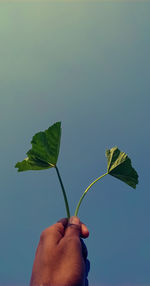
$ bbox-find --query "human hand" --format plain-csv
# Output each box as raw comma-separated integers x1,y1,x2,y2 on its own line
30,216,90,286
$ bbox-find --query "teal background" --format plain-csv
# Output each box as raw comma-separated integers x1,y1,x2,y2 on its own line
0,1,150,285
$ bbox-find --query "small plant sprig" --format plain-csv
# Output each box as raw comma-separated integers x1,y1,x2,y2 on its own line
15,122,139,218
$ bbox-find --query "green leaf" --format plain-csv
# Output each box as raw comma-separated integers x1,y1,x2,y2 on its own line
15,122,61,172
105,146,139,189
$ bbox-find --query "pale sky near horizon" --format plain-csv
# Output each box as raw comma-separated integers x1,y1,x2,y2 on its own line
0,1,150,286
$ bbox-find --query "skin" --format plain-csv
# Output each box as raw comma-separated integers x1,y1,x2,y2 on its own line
30,216,89,286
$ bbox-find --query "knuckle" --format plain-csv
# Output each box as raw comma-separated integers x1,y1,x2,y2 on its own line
40,227,52,241
40,230,47,241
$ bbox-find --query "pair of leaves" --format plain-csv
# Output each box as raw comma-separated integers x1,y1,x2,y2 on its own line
15,122,138,189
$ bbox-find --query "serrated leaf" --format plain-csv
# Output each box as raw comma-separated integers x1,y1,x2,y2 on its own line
105,146,139,189
15,122,61,172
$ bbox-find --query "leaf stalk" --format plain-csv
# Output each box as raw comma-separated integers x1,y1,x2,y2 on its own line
74,172,108,216
55,165,70,218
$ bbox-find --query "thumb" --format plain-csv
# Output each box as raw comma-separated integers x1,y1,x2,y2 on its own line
65,216,81,238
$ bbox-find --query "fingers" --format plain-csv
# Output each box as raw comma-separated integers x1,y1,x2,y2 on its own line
81,222,89,238
51,218,68,243
65,216,81,238
40,218,68,245
40,217,89,246
57,218,68,228
57,218,89,239
63,216,89,239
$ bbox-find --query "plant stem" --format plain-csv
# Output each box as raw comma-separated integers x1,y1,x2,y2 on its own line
74,172,108,216
55,165,70,218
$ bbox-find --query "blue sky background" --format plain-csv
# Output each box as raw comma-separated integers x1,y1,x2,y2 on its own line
0,1,150,286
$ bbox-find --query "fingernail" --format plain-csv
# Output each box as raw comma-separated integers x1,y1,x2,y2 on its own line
69,216,80,225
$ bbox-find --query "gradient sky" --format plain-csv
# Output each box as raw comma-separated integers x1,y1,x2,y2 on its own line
0,1,150,286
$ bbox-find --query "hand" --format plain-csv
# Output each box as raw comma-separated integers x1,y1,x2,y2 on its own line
30,216,90,286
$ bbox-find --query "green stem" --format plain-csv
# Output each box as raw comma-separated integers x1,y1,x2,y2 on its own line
74,172,108,216
55,165,70,218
